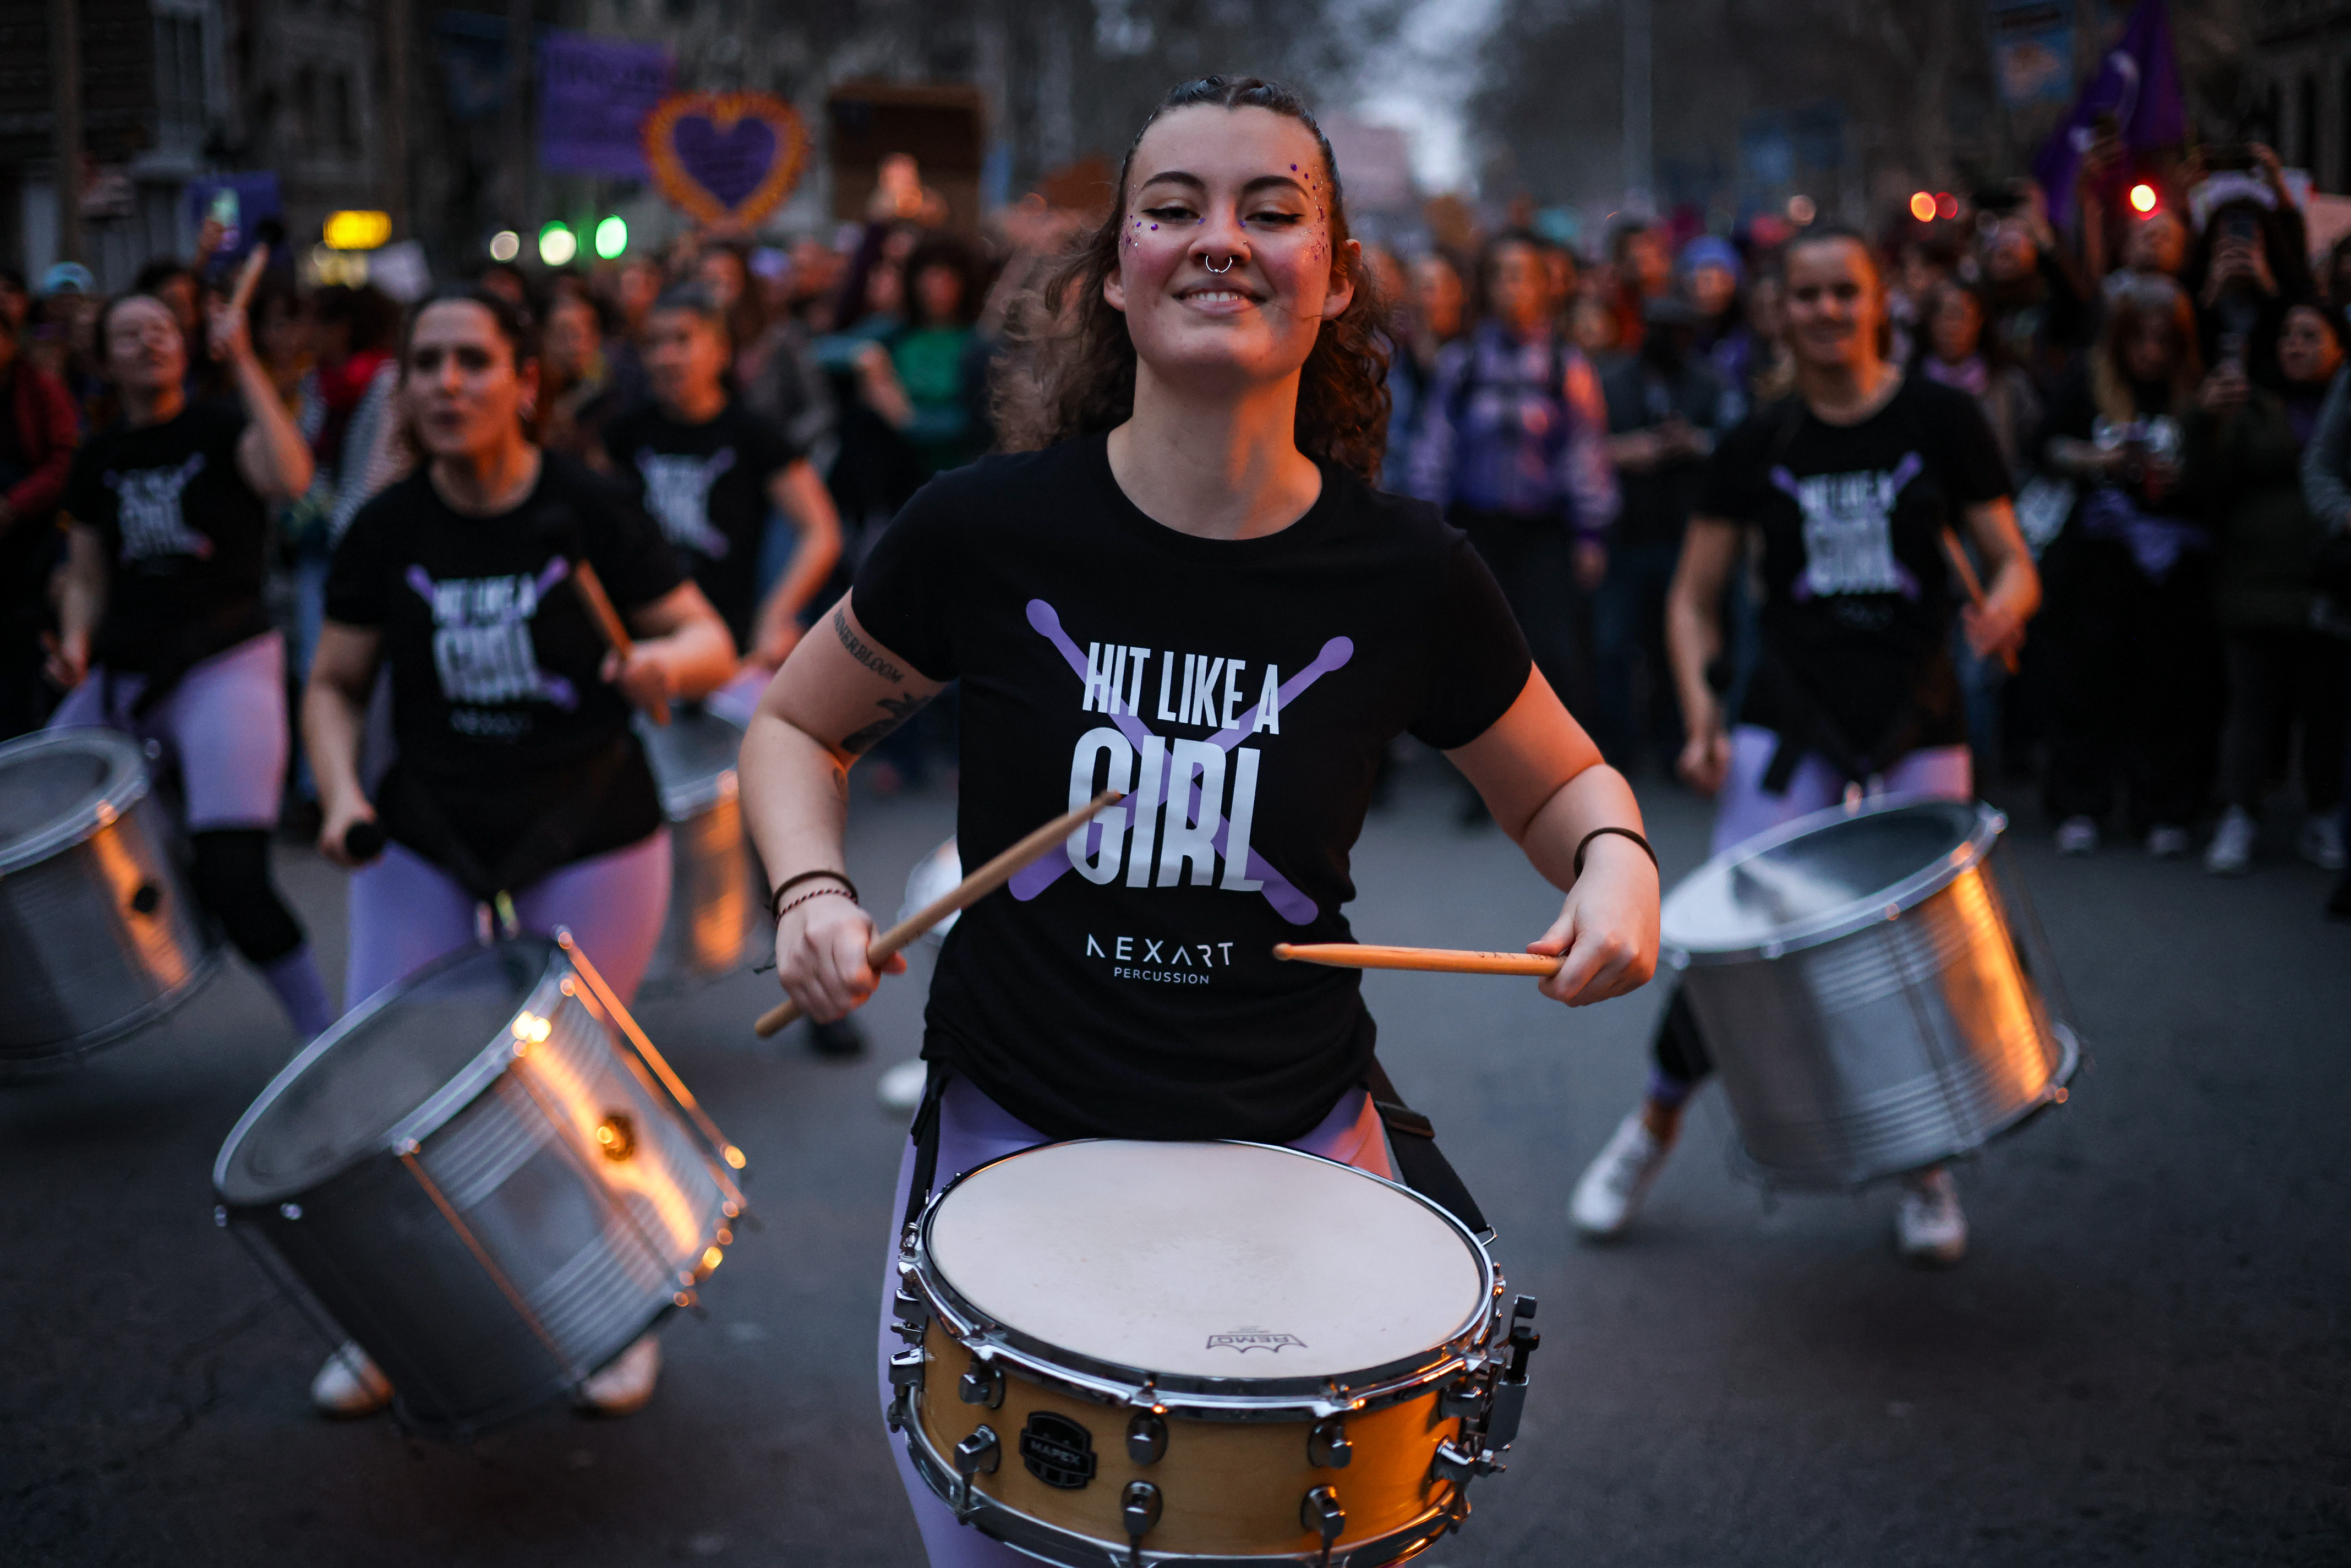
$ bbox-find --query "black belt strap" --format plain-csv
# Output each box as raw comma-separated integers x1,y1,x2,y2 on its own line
1363,1054,1491,1237
901,1061,953,1236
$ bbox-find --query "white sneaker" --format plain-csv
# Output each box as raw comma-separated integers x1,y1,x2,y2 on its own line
876,1058,929,1115
575,1333,661,1416
2300,815,2346,872
1895,1167,1969,1267
2146,824,2193,859
310,1340,393,1418
2054,816,2100,855
2205,807,2256,876
1570,1110,1675,1239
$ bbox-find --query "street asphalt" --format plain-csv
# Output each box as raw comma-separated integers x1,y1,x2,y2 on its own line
4,756,2346,1566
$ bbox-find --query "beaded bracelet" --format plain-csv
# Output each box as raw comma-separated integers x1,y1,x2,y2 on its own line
768,869,859,925
1573,826,1658,880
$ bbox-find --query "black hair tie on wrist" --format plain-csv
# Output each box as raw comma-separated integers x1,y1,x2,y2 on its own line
1573,826,1658,881
768,868,859,925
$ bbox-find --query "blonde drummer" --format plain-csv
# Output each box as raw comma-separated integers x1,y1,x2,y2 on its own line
738,76,1660,1565
1570,227,2041,1264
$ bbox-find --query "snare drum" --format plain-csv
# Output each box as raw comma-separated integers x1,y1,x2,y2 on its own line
637,707,757,987
890,1140,1538,1566
1661,796,2079,1188
0,728,219,1067
214,933,747,1435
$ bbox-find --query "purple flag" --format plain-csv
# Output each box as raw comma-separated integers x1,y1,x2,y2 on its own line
538,30,674,179
2032,0,2186,228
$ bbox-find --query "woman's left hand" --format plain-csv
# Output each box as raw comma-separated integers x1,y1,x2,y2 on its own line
602,643,676,713
1526,835,1660,1007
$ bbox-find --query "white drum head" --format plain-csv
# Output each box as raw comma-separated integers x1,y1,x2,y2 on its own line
926,1141,1488,1380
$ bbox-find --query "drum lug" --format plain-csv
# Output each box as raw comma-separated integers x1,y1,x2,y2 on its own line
1124,1408,1167,1466
958,1354,1004,1409
888,1347,928,1391
885,1385,910,1433
1436,1371,1487,1422
951,1423,999,1516
1431,1436,1503,1485
1119,1479,1163,1565
1306,1415,1352,1469
1300,1484,1345,1568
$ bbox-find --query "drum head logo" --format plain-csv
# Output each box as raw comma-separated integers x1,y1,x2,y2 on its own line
1018,1411,1097,1489
1207,1328,1306,1353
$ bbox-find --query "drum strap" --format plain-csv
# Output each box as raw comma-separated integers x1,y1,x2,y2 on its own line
901,1061,953,1236
1363,1055,1492,1238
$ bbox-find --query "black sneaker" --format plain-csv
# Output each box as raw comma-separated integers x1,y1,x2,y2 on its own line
808,1016,866,1058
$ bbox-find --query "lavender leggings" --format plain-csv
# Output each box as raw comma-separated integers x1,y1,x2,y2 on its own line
1710,725,1974,856
48,632,287,829
342,831,671,1009
873,1078,1395,1567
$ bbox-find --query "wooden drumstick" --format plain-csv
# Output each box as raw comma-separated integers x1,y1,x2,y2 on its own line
571,559,670,726
754,789,1124,1038
1940,528,2020,675
1273,942,1566,977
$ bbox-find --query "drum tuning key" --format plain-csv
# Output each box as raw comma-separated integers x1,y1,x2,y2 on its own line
1301,1485,1346,1568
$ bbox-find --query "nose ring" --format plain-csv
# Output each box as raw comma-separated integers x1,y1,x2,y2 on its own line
1205,255,1233,274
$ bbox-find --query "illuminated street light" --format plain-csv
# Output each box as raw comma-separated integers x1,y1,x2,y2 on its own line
539,222,577,266
322,210,391,250
489,230,521,263
2129,183,2159,214
1786,193,1816,225
1910,191,1936,222
594,216,628,259
1934,192,1959,221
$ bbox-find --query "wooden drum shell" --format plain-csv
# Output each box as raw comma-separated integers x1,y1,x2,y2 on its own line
915,1319,1462,1559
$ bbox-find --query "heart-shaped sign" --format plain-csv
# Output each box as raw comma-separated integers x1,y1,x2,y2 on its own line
643,91,809,228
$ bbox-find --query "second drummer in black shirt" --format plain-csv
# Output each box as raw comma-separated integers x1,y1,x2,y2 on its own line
736,77,1660,1568
1571,227,2041,1266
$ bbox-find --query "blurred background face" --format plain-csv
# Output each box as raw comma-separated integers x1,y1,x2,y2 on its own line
103,295,186,394
865,258,906,319
697,250,746,312
2123,212,2186,275
543,294,601,380
1748,275,1786,340
2121,313,2179,383
1928,289,1983,362
404,299,534,460
1781,238,1882,369
1487,241,1548,334
1984,215,2037,283
1412,254,1464,338
2278,304,2341,386
1686,260,1738,319
617,260,663,322
1541,247,1578,310
643,307,727,406
1619,228,1670,296
256,293,307,375
912,261,964,327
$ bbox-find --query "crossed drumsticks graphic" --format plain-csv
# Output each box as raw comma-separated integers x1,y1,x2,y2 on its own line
1010,599,1353,925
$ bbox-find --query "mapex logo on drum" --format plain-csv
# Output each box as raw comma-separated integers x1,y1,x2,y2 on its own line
1206,1328,1306,1353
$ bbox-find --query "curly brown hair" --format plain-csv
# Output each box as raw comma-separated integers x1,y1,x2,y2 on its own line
993,76,1391,483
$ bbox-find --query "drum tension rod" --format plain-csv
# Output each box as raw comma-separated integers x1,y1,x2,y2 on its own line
951,1424,999,1517
1120,1480,1163,1567
1301,1485,1345,1568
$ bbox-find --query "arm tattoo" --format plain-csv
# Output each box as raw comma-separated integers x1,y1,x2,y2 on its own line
842,690,931,756
833,608,904,683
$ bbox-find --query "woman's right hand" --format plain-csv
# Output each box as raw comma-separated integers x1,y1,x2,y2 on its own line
318,795,378,868
775,890,906,1022
1677,726,1732,797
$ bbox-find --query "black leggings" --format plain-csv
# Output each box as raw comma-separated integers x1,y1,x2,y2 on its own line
189,829,305,967
1652,987,1713,1085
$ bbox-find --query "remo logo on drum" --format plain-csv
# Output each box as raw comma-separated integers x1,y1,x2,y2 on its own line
1207,1329,1306,1353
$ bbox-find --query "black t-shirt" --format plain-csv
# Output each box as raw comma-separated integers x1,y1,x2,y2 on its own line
1698,376,2010,756
853,434,1532,1143
59,402,271,673
325,454,686,878
603,399,802,653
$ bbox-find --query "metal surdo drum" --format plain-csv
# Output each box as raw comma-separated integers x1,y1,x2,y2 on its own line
213,933,747,1435
637,707,757,986
0,728,218,1067
891,1140,1539,1566
1661,796,2079,1189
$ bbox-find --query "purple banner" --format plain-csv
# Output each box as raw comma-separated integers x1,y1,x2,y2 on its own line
539,29,674,179
2033,0,2187,230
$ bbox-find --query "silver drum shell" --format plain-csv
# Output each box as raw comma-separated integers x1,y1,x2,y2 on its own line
213,937,743,1436
1664,799,2077,1189
638,708,757,987
0,728,220,1066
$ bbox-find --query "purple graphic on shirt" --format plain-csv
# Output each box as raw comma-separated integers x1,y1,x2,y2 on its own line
1013,597,1352,923
1770,452,1925,602
405,558,581,711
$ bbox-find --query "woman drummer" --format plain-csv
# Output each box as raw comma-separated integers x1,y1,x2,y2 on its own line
602,283,843,718
735,77,1661,1565
48,283,336,1043
300,285,734,1417
1568,226,2041,1265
